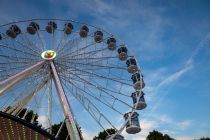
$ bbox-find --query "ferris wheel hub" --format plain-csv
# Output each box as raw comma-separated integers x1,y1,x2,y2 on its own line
41,50,56,60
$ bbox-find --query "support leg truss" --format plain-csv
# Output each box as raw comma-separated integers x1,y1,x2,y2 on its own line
50,60,81,140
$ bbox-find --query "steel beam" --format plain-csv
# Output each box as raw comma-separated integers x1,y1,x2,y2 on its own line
50,60,80,140
0,60,45,86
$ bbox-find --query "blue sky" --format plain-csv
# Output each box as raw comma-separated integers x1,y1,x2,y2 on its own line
0,0,210,140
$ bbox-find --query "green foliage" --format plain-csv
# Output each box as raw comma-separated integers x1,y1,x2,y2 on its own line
52,122,70,140
198,138,210,140
163,134,175,140
93,128,116,140
51,122,83,140
17,108,38,123
146,130,175,140
3,106,38,124
93,128,125,140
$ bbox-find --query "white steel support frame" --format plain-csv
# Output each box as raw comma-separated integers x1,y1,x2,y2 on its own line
0,60,45,95
50,60,81,140
0,60,81,140
0,19,145,140
0,60,45,86
48,79,52,134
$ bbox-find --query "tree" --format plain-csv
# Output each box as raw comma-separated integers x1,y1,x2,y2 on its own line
51,122,83,140
146,130,175,140
52,122,70,140
198,138,210,140
163,134,175,140
3,106,38,124
93,128,125,140
17,108,38,123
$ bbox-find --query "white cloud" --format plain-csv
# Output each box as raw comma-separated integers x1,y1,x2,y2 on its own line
152,114,193,131
37,115,50,129
136,114,194,139
82,129,96,140
161,129,176,135
157,65,192,88
175,136,193,140
144,31,210,127
186,32,210,65
159,115,173,124
177,120,192,130
141,119,159,130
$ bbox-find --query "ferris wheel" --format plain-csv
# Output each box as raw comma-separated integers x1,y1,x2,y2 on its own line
0,19,147,140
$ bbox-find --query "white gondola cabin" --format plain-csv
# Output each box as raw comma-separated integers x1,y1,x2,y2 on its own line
94,30,103,43
107,37,116,50
6,24,21,38
118,45,128,60
46,21,57,33
131,91,147,110
27,22,40,35
79,25,89,38
126,58,138,73
124,112,141,134
131,73,145,90
64,22,73,34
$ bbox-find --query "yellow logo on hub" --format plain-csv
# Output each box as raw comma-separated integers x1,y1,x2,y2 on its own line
41,50,56,60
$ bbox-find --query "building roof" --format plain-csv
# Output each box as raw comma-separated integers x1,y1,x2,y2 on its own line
0,111,55,140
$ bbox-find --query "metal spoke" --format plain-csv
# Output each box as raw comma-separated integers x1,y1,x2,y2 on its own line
36,29,46,51
14,38,41,56
0,71,45,111
59,68,132,108
60,72,130,98
57,59,127,71
56,33,79,55
57,47,108,60
62,80,117,131
21,33,42,53
0,44,40,58
58,36,107,58
61,76,124,115
57,63,132,86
